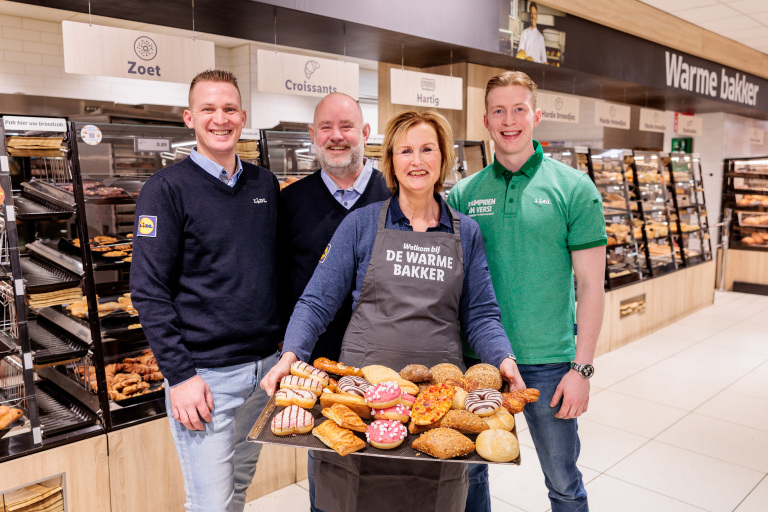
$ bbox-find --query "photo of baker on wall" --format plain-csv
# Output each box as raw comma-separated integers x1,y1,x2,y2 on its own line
499,0,567,67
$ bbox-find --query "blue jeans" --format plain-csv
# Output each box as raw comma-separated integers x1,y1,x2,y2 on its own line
519,362,588,512
165,351,279,512
463,355,491,512
307,449,324,512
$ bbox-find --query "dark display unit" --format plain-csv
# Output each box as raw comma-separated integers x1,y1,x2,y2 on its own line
664,153,713,265
586,149,644,288
722,156,768,251
627,150,679,278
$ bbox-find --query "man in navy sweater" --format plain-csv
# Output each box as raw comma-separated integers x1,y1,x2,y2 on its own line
278,92,390,512
131,69,281,512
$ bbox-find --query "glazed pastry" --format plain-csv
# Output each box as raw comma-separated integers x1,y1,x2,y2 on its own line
365,381,402,409
313,357,364,377
271,405,314,436
398,391,416,409
280,375,324,397
275,388,317,409
372,404,411,423
366,419,408,449
291,361,330,387
501,388,541,415
320,392,371,419
337,376,372,397
362,365,419,395
464,389,503,417
312,420,366,456
322,403,367,433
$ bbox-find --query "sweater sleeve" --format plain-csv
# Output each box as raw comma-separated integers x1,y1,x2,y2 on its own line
457,216,513,367
282,211,363,362
130,175,196,386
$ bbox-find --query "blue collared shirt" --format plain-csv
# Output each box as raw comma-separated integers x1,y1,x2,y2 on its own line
319,158,374,209
190,147,244,187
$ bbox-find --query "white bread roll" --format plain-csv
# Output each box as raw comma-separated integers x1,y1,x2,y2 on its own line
451,387,468,410
484,408,515,431
475,429,520,463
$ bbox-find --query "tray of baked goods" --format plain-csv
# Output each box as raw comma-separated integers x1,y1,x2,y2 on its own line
248,359,541,465
0,398,28,440
70,348,164,406
58,234,133,266
0,254,81,294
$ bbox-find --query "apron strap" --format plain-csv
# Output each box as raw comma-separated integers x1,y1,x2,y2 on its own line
377,197,392,230
445,204,463,265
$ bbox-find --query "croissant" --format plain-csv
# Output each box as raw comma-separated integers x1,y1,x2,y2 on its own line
501,388,540,414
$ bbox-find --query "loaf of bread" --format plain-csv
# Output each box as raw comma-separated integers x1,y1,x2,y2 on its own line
475,429,519,462
484,408,516,431
411,427,475,459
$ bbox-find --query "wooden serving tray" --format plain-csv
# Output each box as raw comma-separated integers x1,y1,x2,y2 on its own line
247,394,521,465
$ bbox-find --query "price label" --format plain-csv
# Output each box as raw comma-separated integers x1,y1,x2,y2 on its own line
135,138,171,152
612,216,621,223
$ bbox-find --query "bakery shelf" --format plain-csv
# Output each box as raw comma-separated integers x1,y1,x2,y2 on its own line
12,193,75,221
0,255,81,294
35,379,99,438
28,317,89,366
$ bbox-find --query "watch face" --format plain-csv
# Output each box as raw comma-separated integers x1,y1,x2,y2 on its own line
582,365,594,378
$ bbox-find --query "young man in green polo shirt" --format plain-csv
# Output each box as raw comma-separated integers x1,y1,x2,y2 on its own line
448,71,606,512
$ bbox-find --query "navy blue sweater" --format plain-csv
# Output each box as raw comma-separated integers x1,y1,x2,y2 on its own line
130,157,281,386
278,168,391,363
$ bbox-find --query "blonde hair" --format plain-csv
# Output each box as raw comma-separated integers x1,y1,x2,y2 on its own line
188,69,241,107
485,71,538,110
381,110,455,195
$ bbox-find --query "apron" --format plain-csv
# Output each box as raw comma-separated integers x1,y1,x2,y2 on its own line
316,198,469,512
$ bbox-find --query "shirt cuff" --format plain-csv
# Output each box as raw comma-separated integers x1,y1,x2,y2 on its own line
568,238,607,251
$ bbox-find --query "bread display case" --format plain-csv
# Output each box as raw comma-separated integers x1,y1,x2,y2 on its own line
627,150,678,278
542,146,589,174
722,156,768,251
664,153,712,265
586,149,644,288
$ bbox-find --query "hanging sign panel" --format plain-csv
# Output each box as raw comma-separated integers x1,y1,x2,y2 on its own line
257,49,359,99
62,21,215,84
537,91,579,124
390,68,463,110
639,108,669,133
594,101,631,130
749,128,765,146
3,116,67,132
674,113,703,136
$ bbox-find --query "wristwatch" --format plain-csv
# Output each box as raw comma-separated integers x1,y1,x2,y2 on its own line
570,362,594,379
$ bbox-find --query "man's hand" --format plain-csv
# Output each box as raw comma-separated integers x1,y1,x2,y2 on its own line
260,352,299,396
551,370,589,419
169,374,214,431
499,357,526,391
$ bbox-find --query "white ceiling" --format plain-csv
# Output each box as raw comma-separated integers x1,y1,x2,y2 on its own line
638,0,768,54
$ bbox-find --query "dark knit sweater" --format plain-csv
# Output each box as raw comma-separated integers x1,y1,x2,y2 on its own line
278,168,391,362
130,157,281,386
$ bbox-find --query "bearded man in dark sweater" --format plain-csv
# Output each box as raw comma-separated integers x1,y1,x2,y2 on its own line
279,92,390,512
131,70,280,512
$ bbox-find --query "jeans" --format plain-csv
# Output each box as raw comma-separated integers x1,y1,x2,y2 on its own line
519,362,588,512
165,351,279,512
463,355,491,512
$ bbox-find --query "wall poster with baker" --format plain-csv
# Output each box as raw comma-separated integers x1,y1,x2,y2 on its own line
498,0,567,67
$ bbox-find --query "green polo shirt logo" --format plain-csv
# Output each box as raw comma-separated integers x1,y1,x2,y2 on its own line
467,198,497,216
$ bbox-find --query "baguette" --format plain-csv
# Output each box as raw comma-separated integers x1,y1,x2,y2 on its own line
322,403,367,433
312,420,366,456
320,393,371,419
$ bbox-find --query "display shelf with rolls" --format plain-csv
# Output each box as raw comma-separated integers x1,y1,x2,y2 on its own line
627,150,679,278
723,156,768,252
663,153,712,266
585,148,644,289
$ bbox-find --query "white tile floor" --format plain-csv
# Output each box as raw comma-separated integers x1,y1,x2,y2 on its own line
245,291,768,512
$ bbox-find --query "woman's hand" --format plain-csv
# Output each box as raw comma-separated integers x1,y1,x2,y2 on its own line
499,357,526,391
260,351,299,396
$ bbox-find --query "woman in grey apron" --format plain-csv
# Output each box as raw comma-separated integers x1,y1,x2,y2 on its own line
262,110,522,512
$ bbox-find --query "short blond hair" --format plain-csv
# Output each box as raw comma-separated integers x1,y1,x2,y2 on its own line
381,110,455,195
485,71,538,110
189,69,241,107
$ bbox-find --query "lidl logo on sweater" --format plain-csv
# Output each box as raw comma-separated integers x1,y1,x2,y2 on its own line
466,198,496,216
137,215,157,237
319,244,330,263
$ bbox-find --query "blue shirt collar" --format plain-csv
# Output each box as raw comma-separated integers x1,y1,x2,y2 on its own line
320,158,373,196
190,147,243,187
389,192,453,230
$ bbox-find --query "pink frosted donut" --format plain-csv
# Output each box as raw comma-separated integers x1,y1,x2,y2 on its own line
366,419,408,449
464,388,503,417
372,404,411,423
365,381,401,409
398,391,416,409
338,376,372,397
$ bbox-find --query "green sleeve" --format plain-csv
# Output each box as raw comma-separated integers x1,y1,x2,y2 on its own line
446,184,462,212
567,174,607,251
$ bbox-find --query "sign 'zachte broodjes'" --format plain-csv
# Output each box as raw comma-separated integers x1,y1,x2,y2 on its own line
665,51,760,107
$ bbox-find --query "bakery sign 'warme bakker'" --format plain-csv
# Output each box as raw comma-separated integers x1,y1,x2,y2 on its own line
387,242,454,282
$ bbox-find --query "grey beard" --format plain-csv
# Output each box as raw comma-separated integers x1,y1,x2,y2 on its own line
317,145,364,178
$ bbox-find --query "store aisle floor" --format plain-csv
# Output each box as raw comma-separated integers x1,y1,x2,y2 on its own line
245,291,768,512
